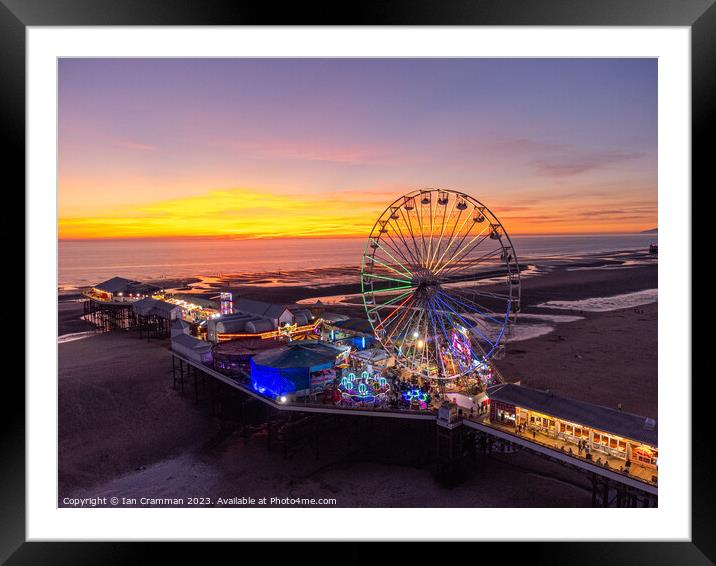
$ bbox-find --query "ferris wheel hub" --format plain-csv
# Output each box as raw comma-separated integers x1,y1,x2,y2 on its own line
412,267,441,301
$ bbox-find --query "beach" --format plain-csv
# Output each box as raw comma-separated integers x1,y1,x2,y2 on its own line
58,257,657,507
500,260,658,418
58,333,218,494
59,333,593,508
501,303,657,418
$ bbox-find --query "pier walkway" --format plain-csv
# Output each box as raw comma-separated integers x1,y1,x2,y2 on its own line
462,417,657,495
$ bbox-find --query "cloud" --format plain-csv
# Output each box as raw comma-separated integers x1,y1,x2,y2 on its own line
484,137,565,154
533,151,644,177
113,140,157,151
478,134,648,176
227,138,402,166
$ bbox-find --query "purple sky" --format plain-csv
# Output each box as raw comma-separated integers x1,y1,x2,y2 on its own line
58,58,657,238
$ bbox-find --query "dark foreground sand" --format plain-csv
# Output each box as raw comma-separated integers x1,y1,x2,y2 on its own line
59,333,218,494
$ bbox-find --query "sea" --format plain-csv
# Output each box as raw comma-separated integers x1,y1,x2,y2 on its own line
58,233,657,290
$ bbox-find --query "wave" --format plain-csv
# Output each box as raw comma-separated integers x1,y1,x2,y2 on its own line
536,289,657,312
58,330,102,344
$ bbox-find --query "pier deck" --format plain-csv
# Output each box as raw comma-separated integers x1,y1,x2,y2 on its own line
463,418,657,495
171,351,657,500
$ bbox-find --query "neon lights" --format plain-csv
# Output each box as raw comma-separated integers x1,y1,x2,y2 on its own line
474,359,497,388
366,289,414,313
218,319,322,341
337,368,390,405
404,390,427,402
362,273,412,285
402,388,429,410
220,292,234,315
374,294,414,330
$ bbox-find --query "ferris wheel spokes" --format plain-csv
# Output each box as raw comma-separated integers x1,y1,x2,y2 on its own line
386,212,426,271
436,289,505,326
437,245,507,281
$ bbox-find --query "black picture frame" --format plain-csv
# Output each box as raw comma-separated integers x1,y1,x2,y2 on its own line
3,0,706,562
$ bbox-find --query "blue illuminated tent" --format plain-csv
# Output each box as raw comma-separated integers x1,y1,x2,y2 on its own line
250,342,345,398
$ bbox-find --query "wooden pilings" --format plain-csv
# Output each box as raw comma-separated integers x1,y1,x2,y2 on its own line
590,475,657,508
84,298,170,339
435,422,475,485
135,312,171,340
84,299,132,331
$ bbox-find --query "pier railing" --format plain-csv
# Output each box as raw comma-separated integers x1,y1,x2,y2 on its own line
172,351,435,420
463,417,658,490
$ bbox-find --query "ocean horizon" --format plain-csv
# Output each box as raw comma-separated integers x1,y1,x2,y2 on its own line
59,233,657,289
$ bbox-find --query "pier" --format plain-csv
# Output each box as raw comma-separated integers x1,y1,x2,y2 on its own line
170,350,658,507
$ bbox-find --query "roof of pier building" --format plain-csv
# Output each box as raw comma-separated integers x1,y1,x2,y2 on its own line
93,276,161,296
132,297,182,318
487,383,658,447
251,342,346,370
171,333,212,352
234,298,291,321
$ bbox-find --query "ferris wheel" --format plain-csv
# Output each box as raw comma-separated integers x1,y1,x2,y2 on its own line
361,188,520,381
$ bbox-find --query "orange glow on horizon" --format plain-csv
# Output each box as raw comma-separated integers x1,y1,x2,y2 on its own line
58,187,656,240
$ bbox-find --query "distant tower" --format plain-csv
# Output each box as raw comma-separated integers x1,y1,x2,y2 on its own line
220,291,234,315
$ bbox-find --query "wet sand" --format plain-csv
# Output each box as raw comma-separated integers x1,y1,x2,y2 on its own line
501,303,657,418
496,261,657,417
519,263,656,306
58,301,94,335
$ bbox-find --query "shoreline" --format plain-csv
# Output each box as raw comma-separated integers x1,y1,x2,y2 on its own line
58,247,655,298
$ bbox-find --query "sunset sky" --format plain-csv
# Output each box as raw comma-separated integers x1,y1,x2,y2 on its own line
58,58,657,239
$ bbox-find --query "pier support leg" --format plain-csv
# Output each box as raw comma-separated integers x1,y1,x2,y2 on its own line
241,398,248,442
172,356,176,390
591,473,597,507
210,379,216,415
602,479,609,508
194,367,199,404
315,420,320,461
267,414,273,450
180,360,184,396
